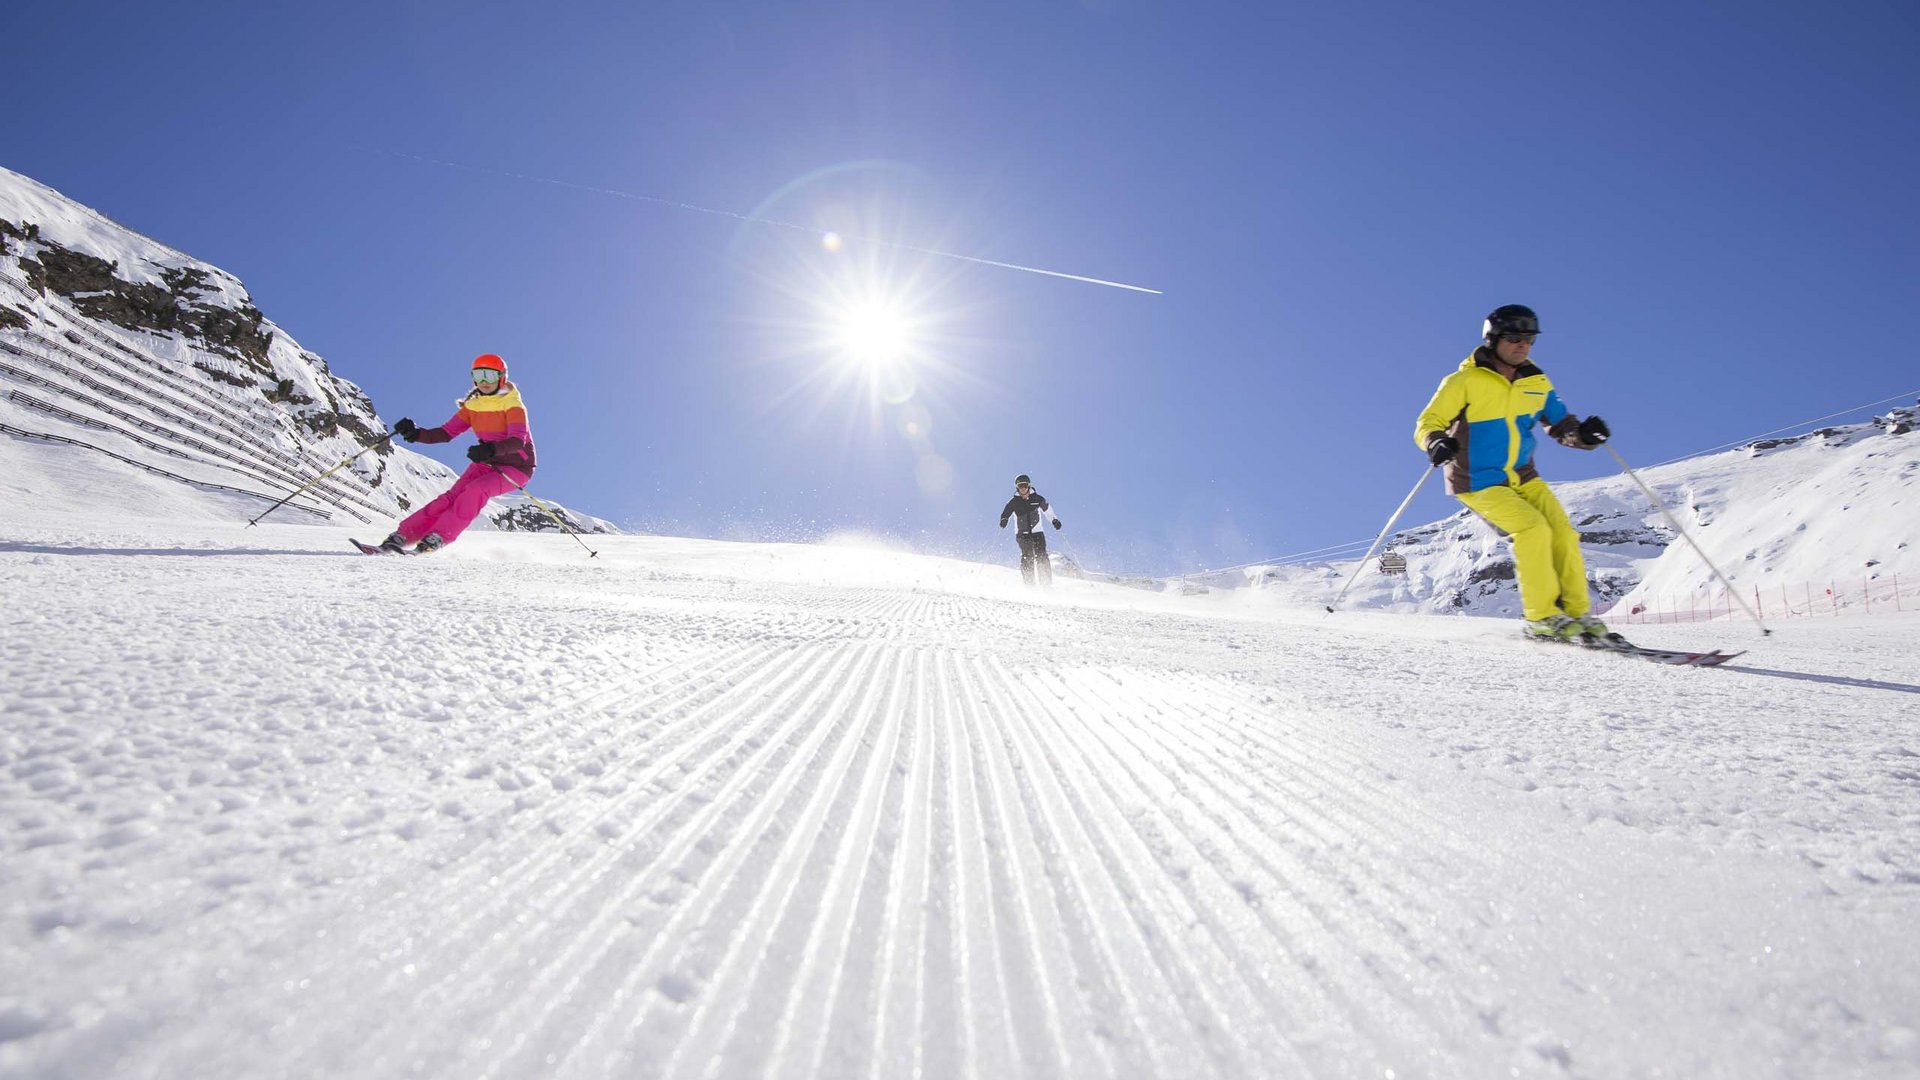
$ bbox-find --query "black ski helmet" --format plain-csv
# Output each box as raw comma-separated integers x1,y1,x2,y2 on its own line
1482,304,1540,343
1014,474,1032,489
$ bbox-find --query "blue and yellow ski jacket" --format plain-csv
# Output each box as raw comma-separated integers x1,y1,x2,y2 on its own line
1414,348,1589,495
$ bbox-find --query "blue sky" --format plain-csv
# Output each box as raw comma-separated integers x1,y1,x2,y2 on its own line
7,1,1916,574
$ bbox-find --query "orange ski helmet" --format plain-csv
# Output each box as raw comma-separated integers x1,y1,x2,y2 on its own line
472,353,507,376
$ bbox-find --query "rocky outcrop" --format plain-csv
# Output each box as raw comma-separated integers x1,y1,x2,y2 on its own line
492,503,611,534
1746,405,1915,452
6,227,273,370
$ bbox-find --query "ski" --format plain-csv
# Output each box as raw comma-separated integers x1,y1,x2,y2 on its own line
1584,632,1746,666
1533,632,1744,667
349,538,409,555
1610,643,1746,667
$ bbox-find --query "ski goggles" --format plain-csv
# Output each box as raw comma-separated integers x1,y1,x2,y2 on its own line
472,369,503,386
1496,332,1538,344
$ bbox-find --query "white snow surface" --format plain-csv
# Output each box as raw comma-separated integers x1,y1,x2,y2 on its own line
4,162,1919,1078
4,495,1919,1080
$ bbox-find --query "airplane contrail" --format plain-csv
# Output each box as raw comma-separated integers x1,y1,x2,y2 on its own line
355,147,1162,296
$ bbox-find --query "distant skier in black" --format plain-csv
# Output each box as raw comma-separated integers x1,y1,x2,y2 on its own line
999,473,1063,587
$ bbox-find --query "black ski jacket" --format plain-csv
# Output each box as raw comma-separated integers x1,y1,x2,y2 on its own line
999,490,1057,534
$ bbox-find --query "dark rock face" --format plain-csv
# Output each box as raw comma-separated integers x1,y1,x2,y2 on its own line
0,218,35,252
265,377,310,406
1873,405,1916,437
492,503,608,534
0,304,26,331
1746,405,1915,452
1589,573,1635,609
1467,560,1516,583
7,228,273,369
1577,526,1671,547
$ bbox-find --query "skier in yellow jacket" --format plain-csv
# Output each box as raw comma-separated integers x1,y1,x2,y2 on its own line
1414,305,1612,641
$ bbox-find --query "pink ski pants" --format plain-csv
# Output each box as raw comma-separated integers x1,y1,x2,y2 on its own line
397,463,529,546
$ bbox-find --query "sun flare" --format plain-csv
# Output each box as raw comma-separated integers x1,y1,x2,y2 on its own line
835,300,913,370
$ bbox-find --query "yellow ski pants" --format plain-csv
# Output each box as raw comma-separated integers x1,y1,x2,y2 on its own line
1455,478,1592,621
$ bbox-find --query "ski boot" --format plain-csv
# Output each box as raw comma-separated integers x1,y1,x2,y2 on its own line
377,531,410,555
1522,614,1583,642
413,532,446,554
1572,614,1634,650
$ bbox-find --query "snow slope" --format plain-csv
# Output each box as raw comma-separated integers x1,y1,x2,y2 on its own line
4,498,1918,1080
1199,403,1920,621
0,164,610,536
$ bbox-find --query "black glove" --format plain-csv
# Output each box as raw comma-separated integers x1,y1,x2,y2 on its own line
999,518,1008,529
1051,518,1062,530
393,418,419,442
1578,415,1610,445
1426,435,1458,466
466,442,496,463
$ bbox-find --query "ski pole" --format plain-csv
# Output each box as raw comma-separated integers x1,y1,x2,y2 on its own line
1605,444,1770,635
488,465,599,558
1326,464,1434,612
247,432,394,526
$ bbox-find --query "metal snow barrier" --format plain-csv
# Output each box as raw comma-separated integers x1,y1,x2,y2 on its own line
0,421,332,520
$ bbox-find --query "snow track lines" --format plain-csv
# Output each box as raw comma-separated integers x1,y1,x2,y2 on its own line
94,591,1451,1077
8,544,1918,1080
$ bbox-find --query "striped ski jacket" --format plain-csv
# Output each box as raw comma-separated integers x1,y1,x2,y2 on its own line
411,380,537,472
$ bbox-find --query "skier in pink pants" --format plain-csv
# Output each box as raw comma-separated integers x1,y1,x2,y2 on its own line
376,353,536,554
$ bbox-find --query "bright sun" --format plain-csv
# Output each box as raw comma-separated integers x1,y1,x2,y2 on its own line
835,300,913,370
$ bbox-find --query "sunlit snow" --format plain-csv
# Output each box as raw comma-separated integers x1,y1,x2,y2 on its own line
3,164,1918,1080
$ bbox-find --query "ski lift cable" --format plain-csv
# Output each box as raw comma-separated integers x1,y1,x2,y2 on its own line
1646,387,1920,468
